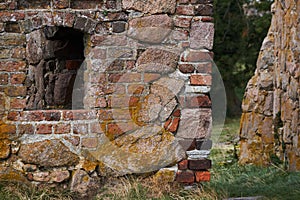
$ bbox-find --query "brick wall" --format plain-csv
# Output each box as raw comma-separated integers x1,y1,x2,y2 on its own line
0,0,214,193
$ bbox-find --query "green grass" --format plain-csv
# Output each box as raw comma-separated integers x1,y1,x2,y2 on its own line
1,118,300,199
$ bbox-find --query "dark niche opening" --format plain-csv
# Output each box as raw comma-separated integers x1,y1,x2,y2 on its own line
26,26,85,110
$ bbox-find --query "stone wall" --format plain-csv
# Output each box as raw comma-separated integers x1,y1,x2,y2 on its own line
0,0,214,194
240,0,300,170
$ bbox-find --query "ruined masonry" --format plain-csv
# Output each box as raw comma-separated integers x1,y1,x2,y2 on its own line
240,0,300,170
0,0,214,195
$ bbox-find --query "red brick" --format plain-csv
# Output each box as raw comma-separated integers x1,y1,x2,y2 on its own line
53,0,69,9
178,160,188,170
178,64,194,74
10,46,25,58
4,86,26,97
164,118,172,130
174,16,192,28
82,137,98,148
18,124,34,135
167,118,180,133
175,170,195,183
186,95,211,108
7,111,20,121
0,73,8,85
190,74,212,86
36,124,52,134
108,73,122,83
10,98,26,109
188,159,212,170
0,11,25,22
201,16,214,22
63,110,97,120
172,109,181,117
0,61,26,72
195,62,212,73
54,124,71,134
195,171,210,182
73,123,88,135
178,138,196,151
44,111,61,121
23,111,44,121
176,5,195,15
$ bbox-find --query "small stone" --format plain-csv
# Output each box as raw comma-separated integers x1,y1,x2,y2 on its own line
31,171,50,182
186,149,210,159
112,21,126,33
70,169,100,198
50,170,70,183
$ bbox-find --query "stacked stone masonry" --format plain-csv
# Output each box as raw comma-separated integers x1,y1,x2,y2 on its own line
0,0,214,194
240,0,300,171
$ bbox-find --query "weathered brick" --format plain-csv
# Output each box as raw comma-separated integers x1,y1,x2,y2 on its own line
178,159,188,170
178,138,196,151
11,47,26,59
186,95,211,108
10,73,26,84
91,48,107,59
178,0,190,4
0,73,8,85
0,123,16,134
195,62,212,73
179,64,194,73
4,86,26,97
53,0,69,9
176,5,195,15
18,124,34,135
4,22,21,33
10,98,26,109
71,0,102,9
110,95,131,108
188,159,211,170
54,123,71,134
63,12,76,27
73,123,89,135
174,16,192,28
36,124,52,134
63,136,80,146
91,35,127,47
0,11,25,22
82,137,98,148
7,111,20,121
190,74,212,86
195,4,213,16
21,111,43,121
195,171,210,182
63,110,97,120
107,123,124,139
175,170,195,183
0,61,26,72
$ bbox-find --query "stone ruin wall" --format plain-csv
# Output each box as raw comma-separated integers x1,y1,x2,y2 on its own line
240,0,300,170
0,0,214,194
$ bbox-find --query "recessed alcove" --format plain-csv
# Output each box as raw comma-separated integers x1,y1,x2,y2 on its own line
25,26,85,110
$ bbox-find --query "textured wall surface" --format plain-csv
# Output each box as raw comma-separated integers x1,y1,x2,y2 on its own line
0,0,214,195
240,0,300,170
